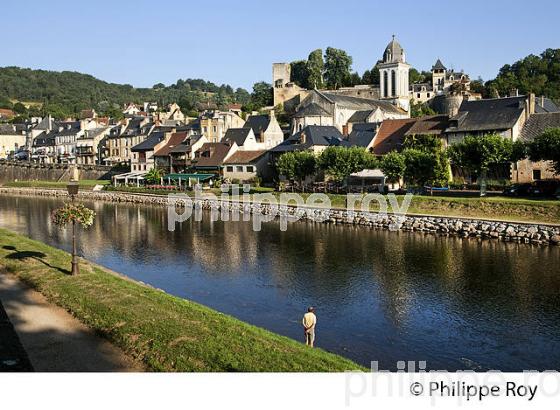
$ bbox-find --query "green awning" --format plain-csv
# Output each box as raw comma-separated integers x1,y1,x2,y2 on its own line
163,173,215,182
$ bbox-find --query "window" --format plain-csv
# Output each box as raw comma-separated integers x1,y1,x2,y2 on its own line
203,126,208,133
213,126,217,133
246,166,254,173
391,70,396,97
427,93,431,98
236,166,243,172
417,93,421,98
383,71,389,98
533,169,542,180
226,166,234,172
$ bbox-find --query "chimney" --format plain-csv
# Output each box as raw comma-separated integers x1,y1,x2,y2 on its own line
541,96,545,108
528,93,536,115
300,131,306,144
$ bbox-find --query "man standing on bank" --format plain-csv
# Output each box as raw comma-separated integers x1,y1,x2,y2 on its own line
302,307,317,347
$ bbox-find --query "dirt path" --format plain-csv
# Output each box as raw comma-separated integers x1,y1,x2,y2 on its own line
0,272,144,372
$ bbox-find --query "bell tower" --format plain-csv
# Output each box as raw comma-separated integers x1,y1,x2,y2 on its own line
378,35,411,113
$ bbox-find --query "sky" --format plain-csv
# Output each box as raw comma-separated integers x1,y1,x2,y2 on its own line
2,0,559,91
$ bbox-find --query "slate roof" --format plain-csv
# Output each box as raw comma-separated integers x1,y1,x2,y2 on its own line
293,103,331,118
383,36,405,63
131,132,166,152
520,112,560,141
224,150,267,165
321,92,406,114
446,96,527,133
193,143,233,168
168,135,203,154
348,110,374,123
0,124,17,135
405,115,449,135
347,129,376,148
79,127,108,140
535,97,560,113
271,125,349,152
32,131,57,147
154,132,187,156
432,59,446,71
372,118,416,155
223,128,252,146
244,115,270,135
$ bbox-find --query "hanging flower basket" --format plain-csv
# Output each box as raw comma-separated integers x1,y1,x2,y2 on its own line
51,203,96,228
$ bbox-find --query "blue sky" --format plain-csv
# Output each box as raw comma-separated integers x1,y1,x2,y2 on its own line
2,0,559,90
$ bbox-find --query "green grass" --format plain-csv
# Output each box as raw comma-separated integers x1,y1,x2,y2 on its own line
3,180,110,190
0,228,364,372
106,186,560,224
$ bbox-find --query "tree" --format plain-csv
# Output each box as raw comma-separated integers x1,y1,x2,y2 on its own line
410,100,436,118
248,82,273,111
526,128,560,174
276,151,317,190
13,102,27,114
403,134,450,187
318,146,377,185
380,151,406,185
362,61,381,86
290,60,309,89
324,47,353,90
145,168,165,184
485,49,560,101
447,134,519,196
306,49,324,89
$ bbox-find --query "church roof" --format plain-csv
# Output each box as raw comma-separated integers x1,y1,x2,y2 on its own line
383,36,405,63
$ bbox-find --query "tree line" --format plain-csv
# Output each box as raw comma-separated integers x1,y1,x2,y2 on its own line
275,129,560,195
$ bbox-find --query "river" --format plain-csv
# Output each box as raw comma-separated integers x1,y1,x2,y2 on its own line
1,194,559,371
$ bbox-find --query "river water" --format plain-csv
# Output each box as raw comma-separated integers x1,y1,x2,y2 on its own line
1,194,559,371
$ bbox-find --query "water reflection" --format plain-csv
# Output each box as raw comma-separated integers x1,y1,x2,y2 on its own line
1,194,560,371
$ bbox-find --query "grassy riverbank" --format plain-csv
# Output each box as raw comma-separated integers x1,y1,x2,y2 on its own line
109,187,560,224
0,228,363,372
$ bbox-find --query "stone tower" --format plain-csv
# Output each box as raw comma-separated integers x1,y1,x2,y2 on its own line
378,36,411,113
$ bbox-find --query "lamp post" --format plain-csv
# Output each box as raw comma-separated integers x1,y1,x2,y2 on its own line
67,179,80,275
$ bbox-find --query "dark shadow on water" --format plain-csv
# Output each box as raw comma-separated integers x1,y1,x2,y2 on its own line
3,246,71,275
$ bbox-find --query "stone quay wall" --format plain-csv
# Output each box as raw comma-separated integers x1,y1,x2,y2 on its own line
0,162,122,184
1,187,559,246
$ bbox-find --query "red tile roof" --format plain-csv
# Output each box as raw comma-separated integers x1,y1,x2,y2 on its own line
372,118,415,155
224,150,266,164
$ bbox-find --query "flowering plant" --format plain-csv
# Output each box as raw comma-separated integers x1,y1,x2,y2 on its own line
51,203,96,228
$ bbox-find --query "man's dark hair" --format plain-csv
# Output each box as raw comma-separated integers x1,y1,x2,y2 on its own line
308,306,315,312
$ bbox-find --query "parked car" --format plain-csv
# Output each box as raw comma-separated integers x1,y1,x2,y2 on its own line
503,184,532,197
528,180,560,197
13,150,29,161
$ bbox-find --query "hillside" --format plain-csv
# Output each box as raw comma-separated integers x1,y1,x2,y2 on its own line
0,66,251,118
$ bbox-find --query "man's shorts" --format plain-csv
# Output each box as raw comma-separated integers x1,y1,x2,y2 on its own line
305,328,315,344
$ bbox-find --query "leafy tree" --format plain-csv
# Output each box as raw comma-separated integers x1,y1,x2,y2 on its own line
324,47,353,90
485,49,560,101
248,82,273,111
447,134,519,195
0,95,13,109
306,49,324,89
362,61,381,85
380,151,406,185
526,128,560,174
410,100,436,118
403,134,450,187
276,151,317,190
152,83,165,89
13,102,26,114
348,72,362,86
145,168,165,184
290,60,309,89
318,146,377,185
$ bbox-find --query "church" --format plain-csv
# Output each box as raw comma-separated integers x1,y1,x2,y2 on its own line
273,36,477,127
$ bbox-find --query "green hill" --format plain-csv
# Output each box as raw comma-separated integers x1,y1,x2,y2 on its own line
0,66,251,119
